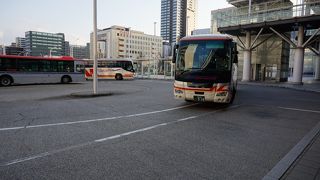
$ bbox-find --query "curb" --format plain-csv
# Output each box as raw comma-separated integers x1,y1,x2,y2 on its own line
135,77,174,81
70,91,114,98
262,121,320,180
238,82,320,94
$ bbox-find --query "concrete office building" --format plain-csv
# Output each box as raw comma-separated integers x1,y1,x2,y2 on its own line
15,37,26,49
161,0,197,44
0,45,5,55
90,25,162,60
5,46,24,56
25,31,66,57
70,44,90,59
64,41,70,56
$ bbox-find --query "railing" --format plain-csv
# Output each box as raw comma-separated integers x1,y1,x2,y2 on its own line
133,59,175,80
216,1,320,28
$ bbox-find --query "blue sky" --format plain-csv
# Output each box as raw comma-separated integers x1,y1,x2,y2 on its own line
0,0,231,46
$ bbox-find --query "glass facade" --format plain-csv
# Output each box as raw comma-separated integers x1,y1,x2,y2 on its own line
25,31,66,57
210,0,301,82
161,0,197,44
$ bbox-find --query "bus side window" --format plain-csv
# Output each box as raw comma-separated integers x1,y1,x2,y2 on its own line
76,64,84,73
51,61,58,72
1,58,17,71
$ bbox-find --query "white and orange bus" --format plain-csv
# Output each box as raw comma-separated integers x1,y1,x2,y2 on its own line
172,34,238,104
85,59,135,80
0,55,84,86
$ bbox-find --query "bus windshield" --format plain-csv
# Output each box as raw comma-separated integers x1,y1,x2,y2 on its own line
176,40,231,74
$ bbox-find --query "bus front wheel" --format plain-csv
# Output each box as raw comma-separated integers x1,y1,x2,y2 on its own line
115,74,123,80
0,76,13,86
61,76,71,84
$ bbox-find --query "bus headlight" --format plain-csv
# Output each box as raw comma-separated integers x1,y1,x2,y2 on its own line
175,89,184,94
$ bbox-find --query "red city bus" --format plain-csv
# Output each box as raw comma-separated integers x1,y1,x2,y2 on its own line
0,55,85,86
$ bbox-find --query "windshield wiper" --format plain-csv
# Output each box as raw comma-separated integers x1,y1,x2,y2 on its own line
178,68,200,75
201,49,216,70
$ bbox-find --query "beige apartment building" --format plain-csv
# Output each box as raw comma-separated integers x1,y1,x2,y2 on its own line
186,0,197,36
90,25,163,60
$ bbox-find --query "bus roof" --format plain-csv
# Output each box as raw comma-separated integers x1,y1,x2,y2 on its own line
180,34,233,42
0,55,76,61
86,58,133,62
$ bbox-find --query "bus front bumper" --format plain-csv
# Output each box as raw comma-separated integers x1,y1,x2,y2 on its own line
174,84,232,103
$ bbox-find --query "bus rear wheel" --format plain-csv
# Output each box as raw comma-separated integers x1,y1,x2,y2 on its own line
61,76,71,84
115,74,123,80
0,76,13,86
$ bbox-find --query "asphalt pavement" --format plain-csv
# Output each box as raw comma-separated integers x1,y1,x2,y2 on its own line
0,79,319,179
238,79,320,180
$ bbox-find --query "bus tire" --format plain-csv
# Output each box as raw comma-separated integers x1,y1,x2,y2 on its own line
0,75,13,86
115,74,123,80
61,75,71,84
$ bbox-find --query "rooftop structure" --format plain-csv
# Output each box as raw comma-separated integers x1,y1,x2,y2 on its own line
212,0,320,83
227,0,291,7
216,0,320,31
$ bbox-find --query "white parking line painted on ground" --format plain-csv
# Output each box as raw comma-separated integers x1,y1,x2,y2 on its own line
0,104,197,132
0,115,201,166
278,107,320,114
0,105,240,167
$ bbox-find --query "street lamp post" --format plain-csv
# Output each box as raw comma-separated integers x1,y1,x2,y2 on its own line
93,0,98,94
153,22,157,77
248,0,252,21
129,27,131,59
186,16,190,36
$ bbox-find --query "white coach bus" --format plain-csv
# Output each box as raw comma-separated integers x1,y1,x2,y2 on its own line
84,59,135,80
172,34,238,104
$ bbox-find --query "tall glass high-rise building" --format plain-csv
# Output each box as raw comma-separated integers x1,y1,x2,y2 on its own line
161,0,197,44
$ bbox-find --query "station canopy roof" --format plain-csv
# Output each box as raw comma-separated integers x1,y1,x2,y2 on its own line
227,0,291,7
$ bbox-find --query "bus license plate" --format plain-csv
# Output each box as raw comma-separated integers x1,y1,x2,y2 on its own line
194,96,205,102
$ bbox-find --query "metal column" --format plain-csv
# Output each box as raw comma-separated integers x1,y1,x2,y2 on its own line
92,0,98,94
141,62,144,78
315,42,320,80
242,31,252,81
292,26,305,84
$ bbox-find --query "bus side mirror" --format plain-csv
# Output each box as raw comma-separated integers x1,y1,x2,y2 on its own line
233,54,238,64
232,42,238,63
172,44,179,63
